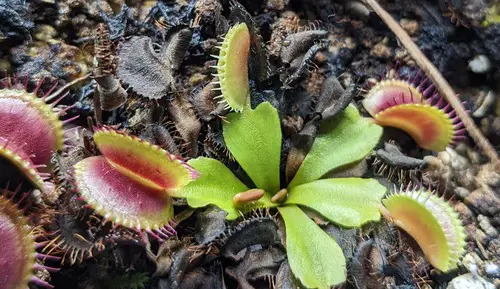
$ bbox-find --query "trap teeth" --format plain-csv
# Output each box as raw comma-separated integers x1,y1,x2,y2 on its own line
214,23,251,112
362,75,465,152
382,189,466,272
0,79,69,193
0,194,57,289
73,128,198,236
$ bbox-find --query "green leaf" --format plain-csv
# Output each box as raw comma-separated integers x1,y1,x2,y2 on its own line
223,102,282,193
279,205,346,289
170,157,247,220
285,178,386,227
289,105,382,188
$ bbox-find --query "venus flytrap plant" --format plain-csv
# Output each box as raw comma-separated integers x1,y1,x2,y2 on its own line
211,23,251,112
171,102,386,288
362,71,466,152
380,189,466,272
0,192,60,289
73,127,199,239
0,76,77,194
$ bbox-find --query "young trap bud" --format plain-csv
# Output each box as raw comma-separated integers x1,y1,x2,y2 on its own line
232,189,266,208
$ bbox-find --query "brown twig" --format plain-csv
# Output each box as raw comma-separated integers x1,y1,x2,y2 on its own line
362,0,499,163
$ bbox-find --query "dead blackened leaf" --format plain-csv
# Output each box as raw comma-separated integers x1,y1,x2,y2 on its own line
155,238,185,278
178,262,225,289
117,36,172,99
204,128,234,163
276,261,302,289
117,25,192,99
317,78,355,122
44,209,114,265
93,24,127,110
167,94,202,157
229,0,270,83
191,80,228,122
284,75,355,182
375,142,427,169
350,239,387,289
285,118,319,183
323,225,358,260
195,0,223,26
95,75,127,110
226,246,285,289
161,26,192,71
283,40,328,88
372,142,426,184
282,115,304,137
194,206,227,245
139,124,180,155
217,216,281,262
94,23,117,76
280,29,328,64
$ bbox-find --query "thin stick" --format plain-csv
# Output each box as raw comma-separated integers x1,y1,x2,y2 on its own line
363,0,499,163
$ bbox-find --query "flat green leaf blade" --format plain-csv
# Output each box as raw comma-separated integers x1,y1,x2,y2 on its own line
289,105,382,188
223,102,281,193
170,157,247,220
285,178,386,227
279,205,346,289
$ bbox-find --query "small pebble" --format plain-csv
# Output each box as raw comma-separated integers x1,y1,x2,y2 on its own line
455,168,477,190
485,263,499,278
33,24,58,43
466,147,482,165
468,55,491,74
446,147,470,170
475,163,500,188
461,252,484,275
437,151,452,166
370,38,392,59
473,91,496,118
478,215,498,237
465,224,487,246
447,273,495,289
399,19,419,36
345,0,370,20
468,264,479,276
454,202,474,225
454,187,470,199
465,187,500,216
488,239,500,257
480,117,491,135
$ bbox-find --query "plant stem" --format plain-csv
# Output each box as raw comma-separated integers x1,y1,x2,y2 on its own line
362,0,499,163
